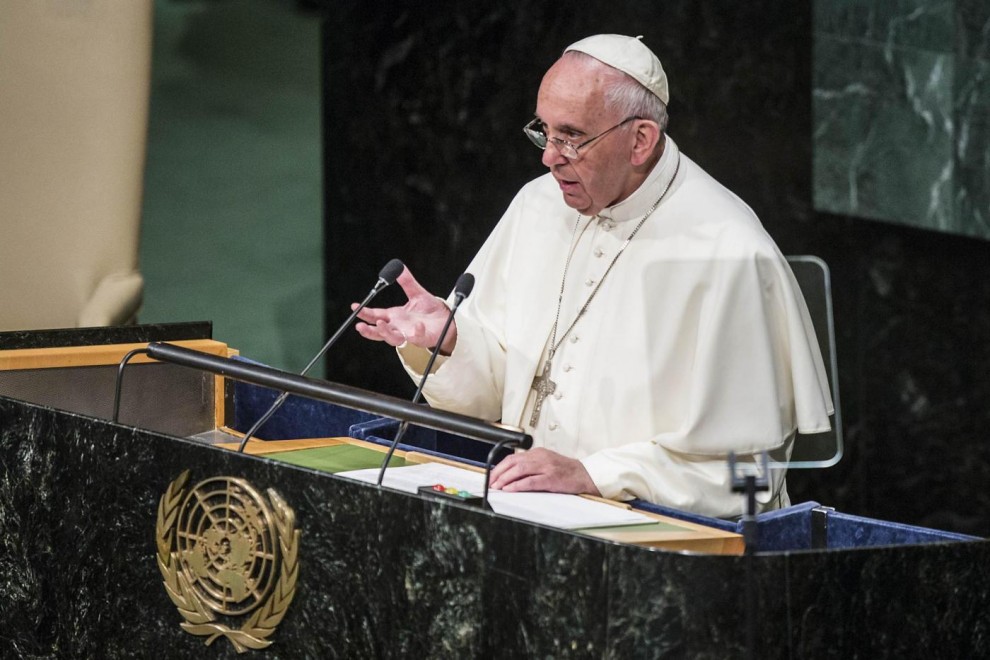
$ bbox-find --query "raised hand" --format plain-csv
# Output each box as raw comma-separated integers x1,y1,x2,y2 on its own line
353,266,458,354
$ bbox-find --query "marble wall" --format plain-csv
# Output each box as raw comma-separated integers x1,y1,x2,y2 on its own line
317,0,990,537
813,0,990,239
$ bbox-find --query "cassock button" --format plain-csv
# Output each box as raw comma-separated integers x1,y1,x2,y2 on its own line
570,335,580,343
548,422,559,431
594,247,604,258
585,278,595,286
563,364,573,372
602,221,614,231
553,391,562,400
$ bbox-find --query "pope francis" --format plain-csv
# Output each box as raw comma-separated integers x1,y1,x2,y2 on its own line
354,34,833,518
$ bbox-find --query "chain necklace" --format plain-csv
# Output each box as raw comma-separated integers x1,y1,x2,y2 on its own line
529,154,681,426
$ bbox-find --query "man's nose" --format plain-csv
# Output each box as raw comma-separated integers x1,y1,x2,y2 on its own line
541,142,568,168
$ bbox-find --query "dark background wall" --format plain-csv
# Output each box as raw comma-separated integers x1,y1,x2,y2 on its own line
319,1,990,536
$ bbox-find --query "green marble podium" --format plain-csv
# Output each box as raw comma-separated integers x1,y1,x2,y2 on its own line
1,324,988,658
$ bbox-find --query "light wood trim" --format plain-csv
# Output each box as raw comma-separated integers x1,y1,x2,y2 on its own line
219,436,352,455
588,526,745,555
218,435,409,457
214,374,227,429
0,339,230,371
213,347,239,428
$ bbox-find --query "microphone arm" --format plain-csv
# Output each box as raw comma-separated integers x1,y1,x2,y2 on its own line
140,341,531,449
376,273,474,486
237,258,404,452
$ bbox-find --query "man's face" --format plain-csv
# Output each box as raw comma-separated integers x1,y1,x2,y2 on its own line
534,56,636,217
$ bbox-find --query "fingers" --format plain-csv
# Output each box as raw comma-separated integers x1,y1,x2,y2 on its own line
351,266,455,350
352,264,432,321
353,302,390,324
488,455,520,490
489,453,542,490
378,320,408,346
395,267,433,301
493,471,548,493
354,321,385,342
503,476,560,492
354,320,406,346
488,449,599,495
352,303,406,345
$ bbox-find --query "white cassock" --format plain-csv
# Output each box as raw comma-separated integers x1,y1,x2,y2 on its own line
398,137,834,518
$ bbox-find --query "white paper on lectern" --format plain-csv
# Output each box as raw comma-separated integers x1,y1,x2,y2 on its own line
339,463,487,494
485,491,652,529
338,463,653,530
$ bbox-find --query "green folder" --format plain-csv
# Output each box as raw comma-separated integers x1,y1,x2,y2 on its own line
266,444,406,473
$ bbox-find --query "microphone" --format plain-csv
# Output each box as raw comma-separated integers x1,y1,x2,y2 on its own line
237,258,405,452
376,272,475,485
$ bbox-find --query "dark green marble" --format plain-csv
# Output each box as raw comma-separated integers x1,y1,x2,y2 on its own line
0,322,212,350
814,0,954,51
2,396,990,657
956,0,990,61
813,36,955,228
813,0,990,239
956,43,990,236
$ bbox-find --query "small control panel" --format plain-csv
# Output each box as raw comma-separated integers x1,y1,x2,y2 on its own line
417,484,486,508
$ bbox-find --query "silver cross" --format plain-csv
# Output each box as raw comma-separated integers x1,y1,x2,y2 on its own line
529,359,556,426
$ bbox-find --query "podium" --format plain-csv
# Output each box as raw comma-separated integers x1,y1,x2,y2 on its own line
1,324,988,658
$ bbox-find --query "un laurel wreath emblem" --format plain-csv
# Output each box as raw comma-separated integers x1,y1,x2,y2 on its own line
156,470,300,653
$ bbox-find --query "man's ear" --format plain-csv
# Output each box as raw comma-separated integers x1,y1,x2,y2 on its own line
630,120,662,166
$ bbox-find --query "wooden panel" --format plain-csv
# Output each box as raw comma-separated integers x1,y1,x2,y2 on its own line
216,435,379,455
588,521,745,555
0,339,231,371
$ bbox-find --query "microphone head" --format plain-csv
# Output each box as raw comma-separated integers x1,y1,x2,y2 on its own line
454,272,475,302
378,258,405,285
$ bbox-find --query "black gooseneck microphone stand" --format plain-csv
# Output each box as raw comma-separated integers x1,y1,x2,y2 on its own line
376,272,474,486
234,259,405,453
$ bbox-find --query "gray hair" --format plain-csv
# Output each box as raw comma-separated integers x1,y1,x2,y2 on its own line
562,50,670,133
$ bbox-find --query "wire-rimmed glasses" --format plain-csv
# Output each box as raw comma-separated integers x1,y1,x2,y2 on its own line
522,116,639,160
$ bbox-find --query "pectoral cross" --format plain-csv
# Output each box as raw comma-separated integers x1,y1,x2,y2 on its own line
529,358,556,426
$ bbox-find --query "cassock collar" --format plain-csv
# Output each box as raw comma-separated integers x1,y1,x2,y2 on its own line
595,136,680,224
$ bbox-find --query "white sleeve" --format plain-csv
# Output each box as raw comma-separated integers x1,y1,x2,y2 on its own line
581,442,789,519
581,250,827,516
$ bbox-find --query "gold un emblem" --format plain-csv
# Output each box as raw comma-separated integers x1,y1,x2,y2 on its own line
156,470,299,653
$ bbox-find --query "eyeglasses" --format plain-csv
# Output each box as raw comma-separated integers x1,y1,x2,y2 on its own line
523,116,639,160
